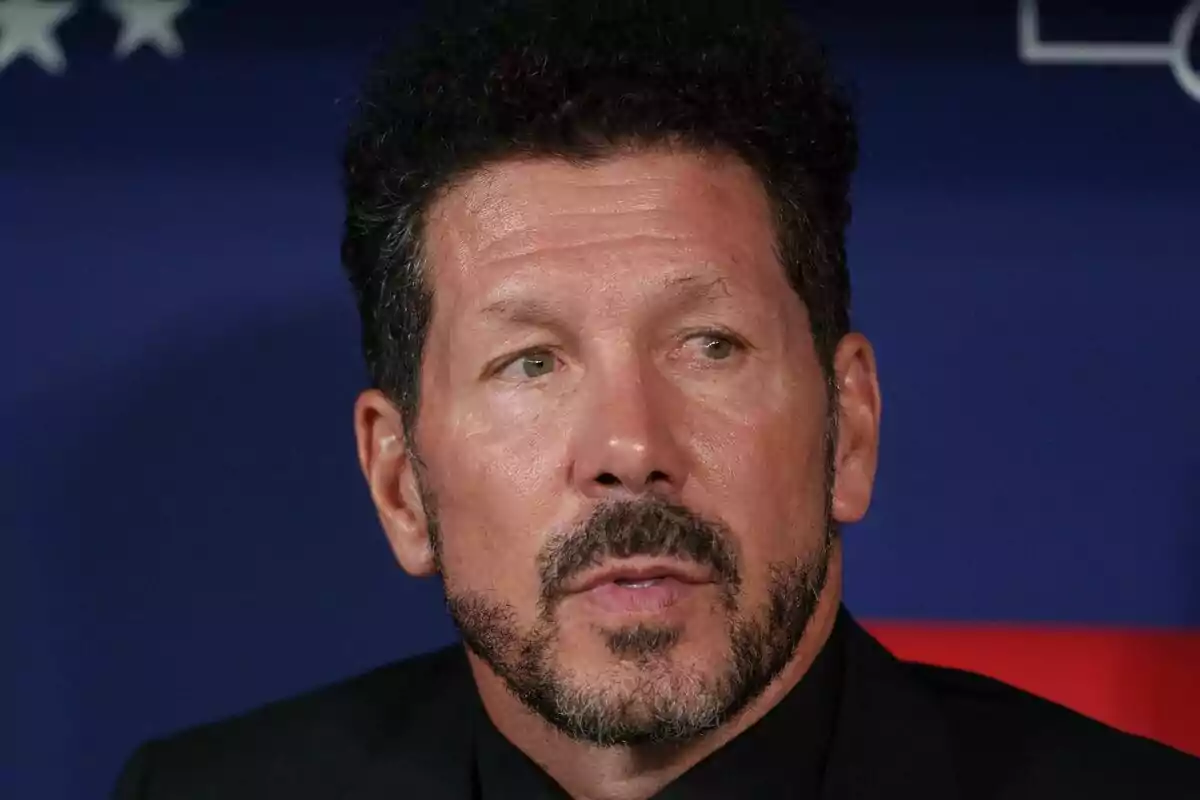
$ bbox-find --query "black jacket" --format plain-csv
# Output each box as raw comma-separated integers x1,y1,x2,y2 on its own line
112,608,1200,799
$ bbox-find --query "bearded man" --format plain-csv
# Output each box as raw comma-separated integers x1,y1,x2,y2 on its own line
113,1,1200,798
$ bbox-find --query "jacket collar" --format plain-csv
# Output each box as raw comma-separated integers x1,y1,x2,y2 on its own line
341,646,479,800
821,606,960,800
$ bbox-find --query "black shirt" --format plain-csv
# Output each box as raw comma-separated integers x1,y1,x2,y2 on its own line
472,616,846,799
112,605,1200,800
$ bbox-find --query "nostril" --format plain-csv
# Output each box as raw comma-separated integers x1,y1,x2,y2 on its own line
593,470,671,489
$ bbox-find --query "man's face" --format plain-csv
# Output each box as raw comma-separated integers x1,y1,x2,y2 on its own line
359,149,878,745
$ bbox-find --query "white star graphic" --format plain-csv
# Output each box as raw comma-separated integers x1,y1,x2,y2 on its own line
0,0,77,75
105,0,188,60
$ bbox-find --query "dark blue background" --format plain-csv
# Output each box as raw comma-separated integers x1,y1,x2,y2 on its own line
2,1,1197,797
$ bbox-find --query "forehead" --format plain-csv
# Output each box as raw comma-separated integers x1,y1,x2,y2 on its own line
422,149,786,309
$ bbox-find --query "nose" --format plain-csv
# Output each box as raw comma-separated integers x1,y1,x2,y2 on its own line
568,365,690,501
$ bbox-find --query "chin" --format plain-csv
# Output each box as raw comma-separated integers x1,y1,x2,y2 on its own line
552,657,735,747
565,625,728,681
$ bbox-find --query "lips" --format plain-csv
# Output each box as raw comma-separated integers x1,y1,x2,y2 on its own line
564,558,715,595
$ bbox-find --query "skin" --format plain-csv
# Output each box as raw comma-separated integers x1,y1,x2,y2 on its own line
354,148,882,800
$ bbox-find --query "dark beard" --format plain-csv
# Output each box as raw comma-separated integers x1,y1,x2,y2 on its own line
441,496,834,747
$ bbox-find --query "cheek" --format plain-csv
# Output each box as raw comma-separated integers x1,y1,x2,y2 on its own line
418,403,569,605
687,396,830,575
438,398,569,522
431,491,552,614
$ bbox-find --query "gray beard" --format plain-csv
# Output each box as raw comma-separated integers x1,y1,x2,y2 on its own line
444,517,834,747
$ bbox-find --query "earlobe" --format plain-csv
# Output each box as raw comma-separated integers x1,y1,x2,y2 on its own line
353,390,438,577
829,334,882,524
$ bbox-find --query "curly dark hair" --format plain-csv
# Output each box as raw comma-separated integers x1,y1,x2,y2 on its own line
341,0,858,435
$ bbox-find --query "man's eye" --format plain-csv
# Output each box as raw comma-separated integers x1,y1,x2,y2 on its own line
691,332,740,361
498,350,557,380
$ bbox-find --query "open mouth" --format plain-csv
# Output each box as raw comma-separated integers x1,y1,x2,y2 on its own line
612,578,667,589
567,558,714,595
564,562,717,616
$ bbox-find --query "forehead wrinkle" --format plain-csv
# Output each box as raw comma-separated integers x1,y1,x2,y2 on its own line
451,169,669,243
467,199,697,266
475,270,741,333
432,154,758,269
461,156,692,215
472,231,692,275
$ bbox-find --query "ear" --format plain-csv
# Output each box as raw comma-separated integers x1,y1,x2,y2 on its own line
353,390,437,578
829,333,882,524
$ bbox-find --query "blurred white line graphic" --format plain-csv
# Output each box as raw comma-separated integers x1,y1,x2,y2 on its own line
1019,0,1200,102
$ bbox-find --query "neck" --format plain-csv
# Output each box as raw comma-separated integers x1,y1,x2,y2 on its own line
468,547,845,800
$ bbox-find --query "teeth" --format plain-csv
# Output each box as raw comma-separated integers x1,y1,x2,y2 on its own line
618,579,661,589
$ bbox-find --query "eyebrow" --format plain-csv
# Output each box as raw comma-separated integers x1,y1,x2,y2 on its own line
477,273,736,327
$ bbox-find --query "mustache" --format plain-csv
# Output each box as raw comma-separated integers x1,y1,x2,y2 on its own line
537,498,740,600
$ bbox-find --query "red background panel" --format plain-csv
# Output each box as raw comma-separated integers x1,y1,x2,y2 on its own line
866,623,1200,758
